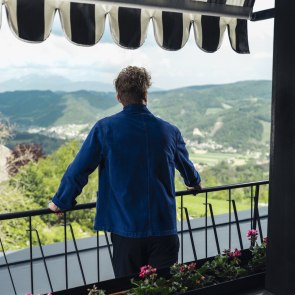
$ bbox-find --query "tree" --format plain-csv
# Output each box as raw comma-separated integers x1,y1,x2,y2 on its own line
0,114,13,145
6,143,44,176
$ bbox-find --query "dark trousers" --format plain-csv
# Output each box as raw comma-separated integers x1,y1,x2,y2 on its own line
111,233,179,278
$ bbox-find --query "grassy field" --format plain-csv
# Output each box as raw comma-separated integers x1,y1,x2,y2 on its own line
178,150,269,217
189,152,247,167
176,194,253,220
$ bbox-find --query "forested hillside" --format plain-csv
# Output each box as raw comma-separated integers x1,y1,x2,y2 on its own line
0,141,269,250
0,80,272,152
149,80,271,150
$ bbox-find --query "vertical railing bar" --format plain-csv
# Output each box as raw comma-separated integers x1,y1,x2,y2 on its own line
180,195,184,264
29,216,34,295
208,203,221,255
228,189,232,250
253,185,260,231
96,231,100,283
33,229,54,292
257,209,264,244
254,184,263,244
0,239,17,295
231,200,244,250
250,185,254,229
205,192,208,258
63,213,68,290
68,224,86,285
183,207,197,261
104,231,114,272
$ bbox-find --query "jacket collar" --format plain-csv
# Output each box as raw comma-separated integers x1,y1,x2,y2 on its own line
123,104,150,114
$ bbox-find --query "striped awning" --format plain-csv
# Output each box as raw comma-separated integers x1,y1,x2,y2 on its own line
0,0,255,53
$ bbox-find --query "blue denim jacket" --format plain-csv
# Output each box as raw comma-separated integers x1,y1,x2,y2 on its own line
52,104,201,237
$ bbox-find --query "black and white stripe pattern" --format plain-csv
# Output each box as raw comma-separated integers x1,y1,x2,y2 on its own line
2,0,253,52
69,3,96,45
152,11,191,51
5,0,55,42
109,6,150,49
5,0,46,42
201,15,222,52
229,19,250,53
192,14,249,53
117,7,142,48
59,1,106,46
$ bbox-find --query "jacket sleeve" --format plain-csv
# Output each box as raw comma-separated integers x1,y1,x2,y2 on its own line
52,123,102,210
174,129,201,187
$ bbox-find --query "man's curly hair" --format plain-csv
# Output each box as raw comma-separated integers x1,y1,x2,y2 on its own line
114,66,152,105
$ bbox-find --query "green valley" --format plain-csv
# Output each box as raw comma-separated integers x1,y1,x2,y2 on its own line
0,80,271,250
0,80,272,157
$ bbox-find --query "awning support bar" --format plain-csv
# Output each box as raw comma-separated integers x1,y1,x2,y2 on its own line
251,8,275,22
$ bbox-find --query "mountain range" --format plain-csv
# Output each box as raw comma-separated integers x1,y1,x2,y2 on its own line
0,75,115,92
0,80,272,152
0,74,162,92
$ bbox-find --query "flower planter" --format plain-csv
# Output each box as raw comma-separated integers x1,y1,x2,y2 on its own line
52,229,267,295
52,271,265,295
107,271,265,295
178,272,265,295
52,247,266,295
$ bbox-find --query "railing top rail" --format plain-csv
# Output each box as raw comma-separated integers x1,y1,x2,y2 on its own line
0,180,269,221
175,179,269,196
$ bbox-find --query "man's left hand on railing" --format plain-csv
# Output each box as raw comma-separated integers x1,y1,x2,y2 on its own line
48,201,64,217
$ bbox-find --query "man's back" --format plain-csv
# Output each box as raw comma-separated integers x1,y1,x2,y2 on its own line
96,104,180,237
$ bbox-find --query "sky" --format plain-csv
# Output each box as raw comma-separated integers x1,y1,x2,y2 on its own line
0,1,275,90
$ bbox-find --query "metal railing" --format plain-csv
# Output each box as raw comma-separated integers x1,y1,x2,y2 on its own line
0,180,269,295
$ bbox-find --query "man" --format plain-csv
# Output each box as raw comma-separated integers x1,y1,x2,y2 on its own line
49,66,201,278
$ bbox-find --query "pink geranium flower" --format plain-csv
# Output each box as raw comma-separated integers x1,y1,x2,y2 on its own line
231,248,241,257
224,248,241,258
139,265,157,278
247,229,259,240
247,229,258,238
263,236,268,245
179,262,197,273
187,262,197,270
